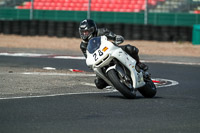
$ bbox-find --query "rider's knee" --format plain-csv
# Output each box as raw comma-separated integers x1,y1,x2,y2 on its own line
125,44,139,55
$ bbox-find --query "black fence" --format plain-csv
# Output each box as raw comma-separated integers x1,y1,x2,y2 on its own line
0,20,192,42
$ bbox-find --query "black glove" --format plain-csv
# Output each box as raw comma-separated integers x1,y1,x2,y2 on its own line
114,35,124,45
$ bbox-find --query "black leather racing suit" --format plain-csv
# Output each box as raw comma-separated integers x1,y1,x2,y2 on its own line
80,28,140,62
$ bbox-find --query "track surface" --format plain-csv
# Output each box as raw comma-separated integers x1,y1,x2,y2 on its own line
0,53,200,133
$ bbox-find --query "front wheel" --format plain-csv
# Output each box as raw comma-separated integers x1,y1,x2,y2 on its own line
107,69,136,99
138,80,157,98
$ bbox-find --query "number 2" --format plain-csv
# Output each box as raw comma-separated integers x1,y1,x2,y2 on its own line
93,53,98,61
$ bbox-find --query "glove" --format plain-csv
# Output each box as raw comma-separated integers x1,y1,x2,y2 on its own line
114,35,124,45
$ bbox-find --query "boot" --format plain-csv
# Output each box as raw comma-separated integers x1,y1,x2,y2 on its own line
94,76,108,89
137,62,148,71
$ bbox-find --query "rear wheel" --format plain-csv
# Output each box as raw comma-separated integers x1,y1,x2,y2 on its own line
107,69,136,99
138,80,157,98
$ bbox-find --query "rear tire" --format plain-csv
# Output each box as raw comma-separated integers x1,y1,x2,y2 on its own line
107,69,136,99
138,80,157,98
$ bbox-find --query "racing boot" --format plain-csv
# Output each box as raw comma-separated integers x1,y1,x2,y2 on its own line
94,76,108,89
143,71,151,81
137,62,148,71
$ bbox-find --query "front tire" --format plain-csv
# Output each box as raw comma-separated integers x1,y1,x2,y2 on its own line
107,69,136,99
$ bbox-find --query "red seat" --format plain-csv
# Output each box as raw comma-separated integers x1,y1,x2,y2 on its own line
18,0,160,12
56,3,62,7
16,6,23,9
24,2,31,6
122,4,133,9
137,0,145,5
60,7,68,10
55,6,63,10
148,0,157,5
44,2,51,7
34,2,44,7
194,10,200,14
49,3,56,7
77,0,88,3
133,8,140,12
41,6,49,10
47,7,55,10
114,4,121,9
34,0,41,2
39,0,46,2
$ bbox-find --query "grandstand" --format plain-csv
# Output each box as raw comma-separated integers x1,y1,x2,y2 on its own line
10,0,199,13
12,0,200,14
0,0,199,14
14,0,163,12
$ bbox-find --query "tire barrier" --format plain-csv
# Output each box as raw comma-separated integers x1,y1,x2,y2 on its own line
47,21,56,37
12,20,20,35
38,21,47,36
3,20,12,34
0,21,2,33
21,21,29,36
151,26,161,41
0,20,192,42
66,22,75,37
132,25,143,40
123,24,133,40
56,21,65,37
74,22,80,38
178,26,192,42
142,25,152,40
29,20,38,36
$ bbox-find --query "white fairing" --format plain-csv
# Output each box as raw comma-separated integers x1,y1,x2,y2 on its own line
86,36,145,89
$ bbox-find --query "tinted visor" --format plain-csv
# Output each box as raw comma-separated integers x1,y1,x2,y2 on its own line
80,27,94,40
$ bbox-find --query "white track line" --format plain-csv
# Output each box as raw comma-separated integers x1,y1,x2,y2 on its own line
22,72,95,77
0,53,49,57
53,56,85,60
0,91,117,100
0,52,199,65
0,52,85,59
142,60,200,66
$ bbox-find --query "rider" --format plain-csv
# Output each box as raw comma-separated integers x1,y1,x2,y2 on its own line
79,19,148,89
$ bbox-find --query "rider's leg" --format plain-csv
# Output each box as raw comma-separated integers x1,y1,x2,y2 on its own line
120,44,148,71
94,75,108,89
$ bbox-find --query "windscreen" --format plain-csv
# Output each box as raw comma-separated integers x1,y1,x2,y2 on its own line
87,37,101,54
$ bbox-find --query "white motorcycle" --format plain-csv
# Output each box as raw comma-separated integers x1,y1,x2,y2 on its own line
86,36,157,99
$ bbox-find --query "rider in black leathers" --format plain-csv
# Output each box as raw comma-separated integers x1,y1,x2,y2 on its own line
79,19,148,89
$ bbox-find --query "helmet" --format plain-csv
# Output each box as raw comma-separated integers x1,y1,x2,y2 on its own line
79,19,97,41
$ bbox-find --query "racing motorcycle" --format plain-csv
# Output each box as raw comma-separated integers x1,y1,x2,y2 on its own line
86,36,157,99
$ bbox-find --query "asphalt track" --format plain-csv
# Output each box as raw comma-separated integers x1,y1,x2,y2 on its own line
0,50,200,133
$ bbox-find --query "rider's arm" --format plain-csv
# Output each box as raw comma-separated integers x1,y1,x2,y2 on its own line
80,41,88,58
97,28,116,40
97,28,124,45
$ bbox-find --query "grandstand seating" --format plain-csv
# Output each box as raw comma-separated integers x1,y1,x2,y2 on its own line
193,0,200,14
16,0,165,12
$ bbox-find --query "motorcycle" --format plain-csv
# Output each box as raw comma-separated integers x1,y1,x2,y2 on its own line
86,36,157,99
